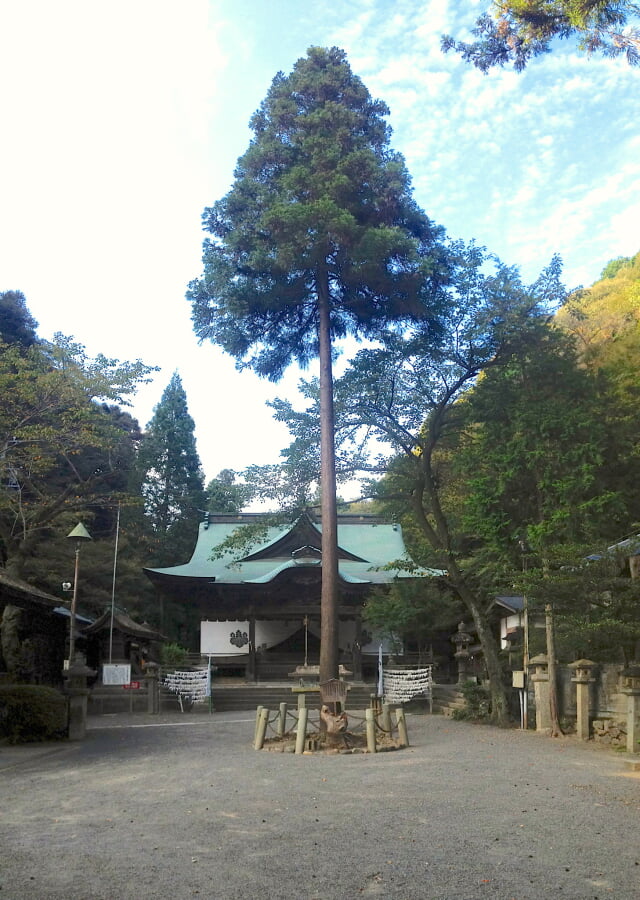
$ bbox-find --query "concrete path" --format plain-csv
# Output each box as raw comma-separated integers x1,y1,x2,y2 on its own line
1,711,639,899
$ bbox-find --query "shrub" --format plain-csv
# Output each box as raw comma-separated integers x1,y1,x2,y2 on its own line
0,684,68,744
452,679,491,721
160,642,189,667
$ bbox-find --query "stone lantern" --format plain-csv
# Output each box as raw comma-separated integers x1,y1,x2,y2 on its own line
619,664,640,755
528,654,550,733
569,659,596,741
452,622,472,685
64,652,96,741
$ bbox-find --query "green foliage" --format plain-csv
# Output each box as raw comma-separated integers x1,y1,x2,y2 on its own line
601,256,632,279
206,469,253,514
0,332,155,577
0,684,67,743
442,1,640,71
187,45,447,382
363,580,463,654
518,549,640,663
159,642,189,667
555,250,640,526
0,290,38,348
139,372,206,566
451,680,491,720
458,326,627,560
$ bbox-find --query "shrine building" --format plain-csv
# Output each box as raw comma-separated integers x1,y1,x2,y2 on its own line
144,511,439,682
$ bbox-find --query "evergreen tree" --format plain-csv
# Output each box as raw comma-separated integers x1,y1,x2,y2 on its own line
0,291,38,349
139,373,206,567
187,46,447,680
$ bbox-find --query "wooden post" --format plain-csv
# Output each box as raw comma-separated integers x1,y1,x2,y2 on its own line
247,616,256,683
396,707,409,748
295,706,308,755
381,702,392,735
545,604,562,737
278,702,288,738
365,707,377,753
353,615,363,681
254,706,269,750
254,705,264,745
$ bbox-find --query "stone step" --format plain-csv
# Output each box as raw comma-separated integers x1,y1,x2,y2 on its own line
431,684,465,716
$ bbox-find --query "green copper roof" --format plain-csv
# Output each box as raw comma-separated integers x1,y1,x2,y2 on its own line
145,513,442,586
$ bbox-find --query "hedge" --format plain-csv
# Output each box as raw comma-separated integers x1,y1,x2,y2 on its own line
0,684,68,743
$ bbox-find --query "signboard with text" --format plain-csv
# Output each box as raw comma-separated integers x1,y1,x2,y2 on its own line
102,663,132,686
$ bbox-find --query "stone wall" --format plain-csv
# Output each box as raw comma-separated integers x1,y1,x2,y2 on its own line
556,663,627,720
527,663,630,745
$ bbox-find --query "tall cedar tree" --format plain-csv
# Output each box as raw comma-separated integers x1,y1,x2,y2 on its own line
188,46,447,680
139,373,206,567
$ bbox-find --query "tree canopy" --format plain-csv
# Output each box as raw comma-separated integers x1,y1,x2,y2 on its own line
0,333,155,577
442,0,640,70
187,45,447,380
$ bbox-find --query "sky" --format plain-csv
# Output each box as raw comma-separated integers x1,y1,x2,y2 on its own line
1,0,639,493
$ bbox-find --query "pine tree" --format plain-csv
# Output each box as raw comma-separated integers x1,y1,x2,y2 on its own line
187,46,446,680
139,373,206,567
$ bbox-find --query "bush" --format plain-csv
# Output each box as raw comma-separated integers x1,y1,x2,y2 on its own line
0,684,68,744
160,642,189,667
452,679,491,721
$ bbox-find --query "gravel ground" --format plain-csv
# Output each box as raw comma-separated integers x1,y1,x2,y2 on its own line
1,710,639,900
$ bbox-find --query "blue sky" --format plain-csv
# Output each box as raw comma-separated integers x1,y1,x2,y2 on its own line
1,0,639,489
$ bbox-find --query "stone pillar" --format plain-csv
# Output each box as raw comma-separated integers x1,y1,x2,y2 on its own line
569,659,596,741
451,622,472,684
620,665,640,755
144,661,160,715
528,654,550,733
64,653,96,741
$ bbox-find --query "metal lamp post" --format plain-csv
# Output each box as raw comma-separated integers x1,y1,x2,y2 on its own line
66,522,92,665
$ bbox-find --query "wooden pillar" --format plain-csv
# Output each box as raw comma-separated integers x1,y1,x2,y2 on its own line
247,616,256,683
353,615,363,682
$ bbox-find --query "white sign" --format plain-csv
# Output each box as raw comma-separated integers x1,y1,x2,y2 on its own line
102,663,132,685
